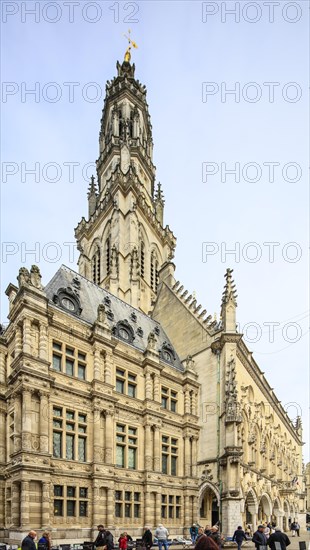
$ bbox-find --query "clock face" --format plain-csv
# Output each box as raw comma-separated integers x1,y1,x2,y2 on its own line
61,297,75,311
119,327,130,340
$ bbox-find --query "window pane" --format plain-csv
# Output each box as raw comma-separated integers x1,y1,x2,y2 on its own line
116,445,124,467
53,407,62,417
161,505,166,518
116,379,124,393
115,502,122,517
78,414,86,423
66,422,74,431
134,504,140,518
53,432,62,458
80,487,88,498
134,492,140,501
176,507,180,519
128,447,136,469
53,420,62,428
67,486,75,497
78,352,86,361
66,411,74,420
54,500,63,516
115,491,122,500
128,427,136,435
128,384,136,398
79,501,87,517
67,500,75,517
53,342,62,351
66,359,74,376
79,425,86,433
78,364,86,380
66,434,74,460
66,347,74,356
78,437,86,462
171,456,177,476
171,400,177,412
171,438,177,445
169,496,173,504
128,373,136,381
169,506,173,519
162,454,168,474
116,424,125,432
53,354,61,371
161,495,167,503
116,369,125,377
54,485,63,497
125,492,131,501
125,503,131,518
161,397,168,408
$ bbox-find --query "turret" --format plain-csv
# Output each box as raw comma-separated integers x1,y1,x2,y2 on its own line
87,175,98,218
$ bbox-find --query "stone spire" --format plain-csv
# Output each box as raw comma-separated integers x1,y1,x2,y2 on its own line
154,182,165,225
221,268,238,332
87,175,98,218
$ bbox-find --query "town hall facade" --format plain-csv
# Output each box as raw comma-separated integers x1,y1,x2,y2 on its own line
0,57,306,544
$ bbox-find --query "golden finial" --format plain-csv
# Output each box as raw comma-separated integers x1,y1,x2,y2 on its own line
123,29,138,62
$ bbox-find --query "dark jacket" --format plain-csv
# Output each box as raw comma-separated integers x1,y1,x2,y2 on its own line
94,531,106,547
252,531,267,549
267,532,290,550
22,536,36,550
208,532,223,548
142,529,153,548
233,530,247,543
195,534,219,550
103,531,114,550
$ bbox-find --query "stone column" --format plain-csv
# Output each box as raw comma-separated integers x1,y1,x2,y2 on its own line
144,491,152,526
104,351,113,385
39,392,49,453
184,390,191,414
191,436,197,477
23,317,31,354
155,492,161,526
93,408,103,462
0,408,6,463
39,323,48,361
153,426,160,472
191,392,197,416
22,389,32,451
11,482,20,527
144,424,152,470
92,484,102,526
184,435,191,476
42,482,50,527
94,347,101,380
0,351,5,384
145,371,153,400
14,392,22,452
153,374,160,402
184,495,190,529
20,481,29,528
15,325,22,357
107,487,114,528
105,411,114,464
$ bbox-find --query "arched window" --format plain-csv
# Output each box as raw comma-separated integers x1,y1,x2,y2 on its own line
106,237,111,276
92,247,101,285
150,251,159,291
140,242,145,279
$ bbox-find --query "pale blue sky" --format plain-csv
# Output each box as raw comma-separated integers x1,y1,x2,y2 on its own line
1,1,309,461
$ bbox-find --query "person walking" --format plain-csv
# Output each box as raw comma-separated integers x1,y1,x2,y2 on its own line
295,522,300,537
190,525,199,544
290,522,297,537
21,531,37,550
142,527,153,550
208,526,224,549
118,534,128,550
232,526,247,550
38,532,51,550
252,525,267,550
155,524,169,550
94,525,106,549
267,527,290,550
204,526,212,537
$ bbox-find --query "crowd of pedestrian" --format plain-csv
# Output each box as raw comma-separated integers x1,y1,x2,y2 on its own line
20,518,301,550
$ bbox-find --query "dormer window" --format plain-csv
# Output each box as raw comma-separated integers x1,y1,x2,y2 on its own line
113,320,135,344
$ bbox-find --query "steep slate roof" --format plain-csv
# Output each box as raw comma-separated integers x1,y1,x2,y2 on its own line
44,265,184,372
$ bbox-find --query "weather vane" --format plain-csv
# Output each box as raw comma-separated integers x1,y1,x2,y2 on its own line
123,29,138,62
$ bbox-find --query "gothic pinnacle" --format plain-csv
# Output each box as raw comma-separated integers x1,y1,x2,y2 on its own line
221,268,238,332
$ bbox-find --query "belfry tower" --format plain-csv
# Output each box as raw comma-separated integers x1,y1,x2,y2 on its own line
75,53,176,314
